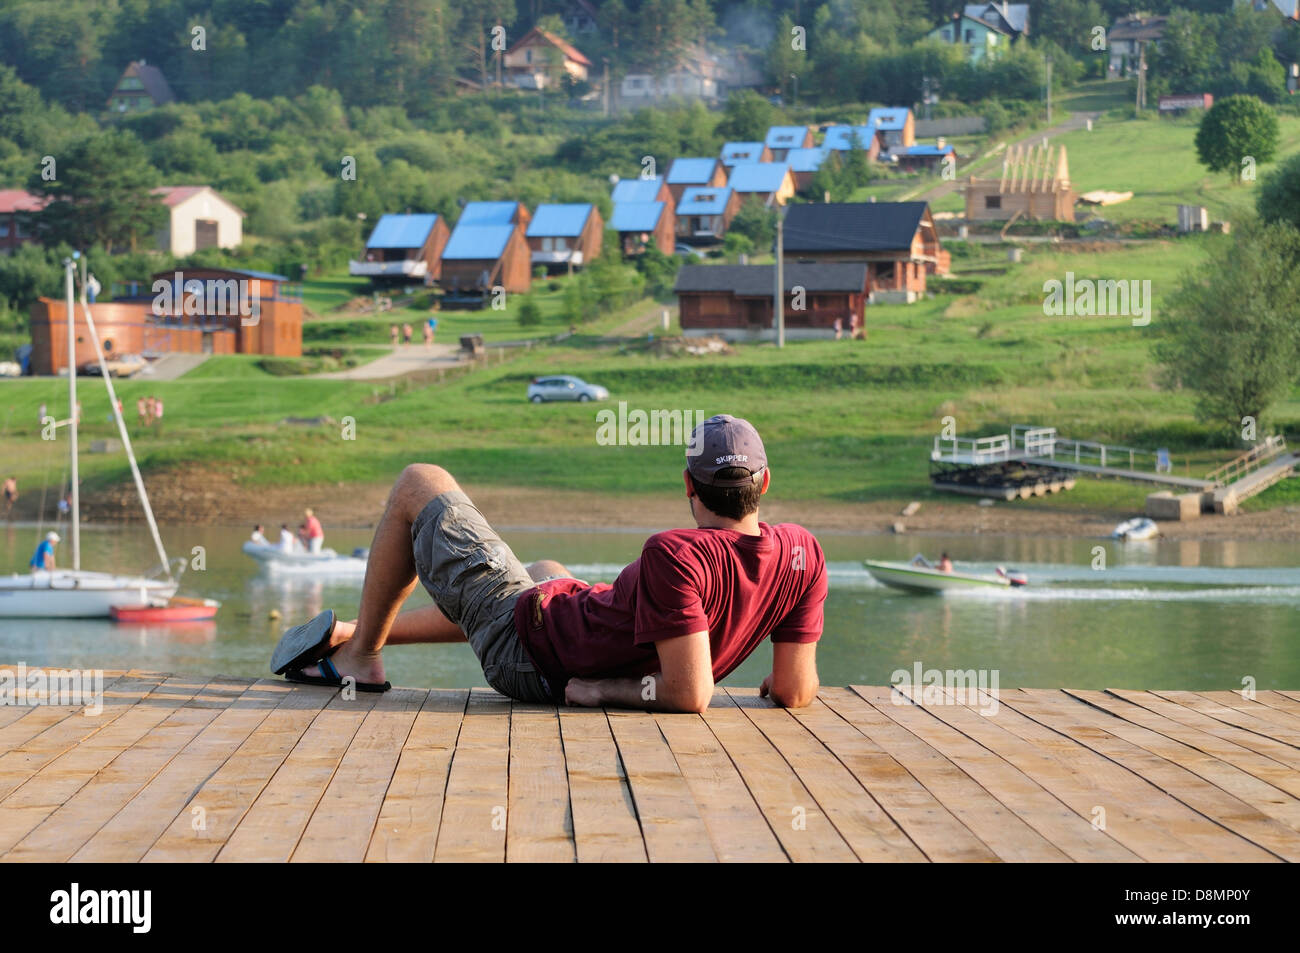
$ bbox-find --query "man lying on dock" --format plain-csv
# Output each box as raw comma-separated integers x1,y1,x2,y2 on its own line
270,414,826,712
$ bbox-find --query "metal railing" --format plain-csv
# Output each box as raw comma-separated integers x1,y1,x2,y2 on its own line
1011,424,1162,473
931,434,1013,464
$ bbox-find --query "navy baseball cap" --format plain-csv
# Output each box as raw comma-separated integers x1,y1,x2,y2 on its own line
686,415,768,487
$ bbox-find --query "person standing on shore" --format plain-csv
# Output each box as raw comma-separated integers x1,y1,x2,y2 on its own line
390,325,400,346
402,323,413,345
154,396,165,435
2,476,16,520
137,396,147,427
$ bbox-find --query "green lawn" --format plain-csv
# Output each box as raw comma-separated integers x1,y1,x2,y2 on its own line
4,240,1296,511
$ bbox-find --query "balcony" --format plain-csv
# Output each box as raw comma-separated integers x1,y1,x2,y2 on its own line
530,250,583,266
348,259,428,278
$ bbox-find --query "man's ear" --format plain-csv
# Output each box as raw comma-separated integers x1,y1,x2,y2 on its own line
759,468,771,495
683,469,695,498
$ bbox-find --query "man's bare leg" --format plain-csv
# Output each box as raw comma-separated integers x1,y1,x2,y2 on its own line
326,559,572,648
299,464,461,684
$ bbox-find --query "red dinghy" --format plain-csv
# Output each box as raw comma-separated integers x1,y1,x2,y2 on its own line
111,597,220,623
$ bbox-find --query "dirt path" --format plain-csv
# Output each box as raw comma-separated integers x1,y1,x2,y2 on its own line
314,342,460,381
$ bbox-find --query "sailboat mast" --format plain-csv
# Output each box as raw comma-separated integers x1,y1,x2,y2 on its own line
65,256,80,571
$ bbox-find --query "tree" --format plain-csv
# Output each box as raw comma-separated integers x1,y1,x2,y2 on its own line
28,130,166,254
715,90,776,143
729,196,776,251
1156,219,1300,436
1256,152,1300,233
1194,95,1279,178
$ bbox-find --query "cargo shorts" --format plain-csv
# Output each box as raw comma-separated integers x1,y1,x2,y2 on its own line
410,490,554,703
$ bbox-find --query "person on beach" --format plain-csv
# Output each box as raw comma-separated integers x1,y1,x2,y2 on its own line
2,476,16,519
270,415,827,711
298,507,324,554
30,532,58,571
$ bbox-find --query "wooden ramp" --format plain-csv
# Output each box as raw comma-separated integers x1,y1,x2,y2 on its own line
2,667,1299,862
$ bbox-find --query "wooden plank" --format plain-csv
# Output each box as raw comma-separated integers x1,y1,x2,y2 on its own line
216,688,380,862
291,688,426,862
818,687,1066,862
0,672,131,734
852,685,1140,862
0,674,209,855
728,689,926,862
1152,690,1300,753
365,689,468,862
1254,691,1300,720
556,707,646,863
789,692,998,861
1110,689,1300,771
1007,690,1293,861
608,709,716,862
654,710,786,862
141,683,336,862
3,677,252,862
70,678,288,862
433,688,511,863
700,692,859,861
1065,690,1300,833
506,702,574,863
954,687,1273,862
1193,691,1300,735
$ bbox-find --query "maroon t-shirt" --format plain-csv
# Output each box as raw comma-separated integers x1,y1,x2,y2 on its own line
512,522,827,700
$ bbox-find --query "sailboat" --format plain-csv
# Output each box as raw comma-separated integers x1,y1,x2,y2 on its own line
0,254,179,617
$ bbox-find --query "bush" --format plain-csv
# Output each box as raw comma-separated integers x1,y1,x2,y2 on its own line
517,298,543,327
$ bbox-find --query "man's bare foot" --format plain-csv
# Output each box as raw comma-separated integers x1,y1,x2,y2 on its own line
297,637,385,686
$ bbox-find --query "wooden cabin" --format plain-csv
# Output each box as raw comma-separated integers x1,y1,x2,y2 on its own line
675,186,740,244
525,203,603,272
350,213,450,283
675,262,870,341
665,158,727,205
441,202,532,295
727,162,796,207
764,126,815,163
963,142,1075,222
720,142,772,167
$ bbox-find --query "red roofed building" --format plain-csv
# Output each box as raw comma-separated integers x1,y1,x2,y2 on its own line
503,27,591,89
0,189,46,255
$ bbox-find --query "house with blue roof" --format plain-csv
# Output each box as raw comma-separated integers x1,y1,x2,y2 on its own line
676,185,739,243
610,176,675,255
764,126,814,162
665,157,727,204
350,213,450,283
727,162,796,207
891,142,956,173
866,107,915,149
525,203,604,272
720,141,772,167
441,201,533,295
821,125,882,162
785,147,836,192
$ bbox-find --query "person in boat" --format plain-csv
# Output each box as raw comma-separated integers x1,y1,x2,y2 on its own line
250,524,268,546
938,552,953,573
29,532,58,571
270,414,828,711
299,508,324,554
279,523,297,553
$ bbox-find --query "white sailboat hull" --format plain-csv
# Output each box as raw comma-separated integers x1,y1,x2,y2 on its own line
0,570,178,618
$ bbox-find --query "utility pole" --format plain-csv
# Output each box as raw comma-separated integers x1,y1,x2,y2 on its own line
1044,56,1052,125
1136,42,1146,116
775,211,785,349
603,58,610,117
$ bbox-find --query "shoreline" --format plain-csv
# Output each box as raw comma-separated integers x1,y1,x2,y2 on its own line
16,470,1299,543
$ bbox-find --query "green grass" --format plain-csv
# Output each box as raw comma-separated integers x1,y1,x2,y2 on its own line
4,240,1296,513
301,275,370,317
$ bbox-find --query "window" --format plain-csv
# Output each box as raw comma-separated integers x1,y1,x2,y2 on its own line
542,237,553,251
985,195,1001,209
555,237,567,251
0,220,8,238
964,30,973,43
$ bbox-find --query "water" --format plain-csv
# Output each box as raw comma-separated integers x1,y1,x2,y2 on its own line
2,523,1297,690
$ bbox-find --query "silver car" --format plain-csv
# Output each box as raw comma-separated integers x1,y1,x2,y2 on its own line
527,375,609,403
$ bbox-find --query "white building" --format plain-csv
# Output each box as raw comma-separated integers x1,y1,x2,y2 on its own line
152,186,244,257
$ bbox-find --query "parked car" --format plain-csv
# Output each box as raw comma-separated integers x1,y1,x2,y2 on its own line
675,243,705,259
527,375,609,403
80,353,147,378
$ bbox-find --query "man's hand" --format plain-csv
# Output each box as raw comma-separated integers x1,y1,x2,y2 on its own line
760,642,819,708
564,677,603,707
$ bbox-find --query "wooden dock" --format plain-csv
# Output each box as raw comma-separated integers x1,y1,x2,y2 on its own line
2,667,1299,862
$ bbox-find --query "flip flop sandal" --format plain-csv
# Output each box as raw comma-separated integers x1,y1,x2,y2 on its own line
284,656,391,693
271,609,338,675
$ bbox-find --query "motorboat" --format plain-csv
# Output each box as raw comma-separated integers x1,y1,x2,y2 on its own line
242,542,369,575
1111,517,1159,541
864,558,1028,593
110,597,220,623
0,256,180,617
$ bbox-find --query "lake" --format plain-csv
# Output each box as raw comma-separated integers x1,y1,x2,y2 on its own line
2,522,1297,691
